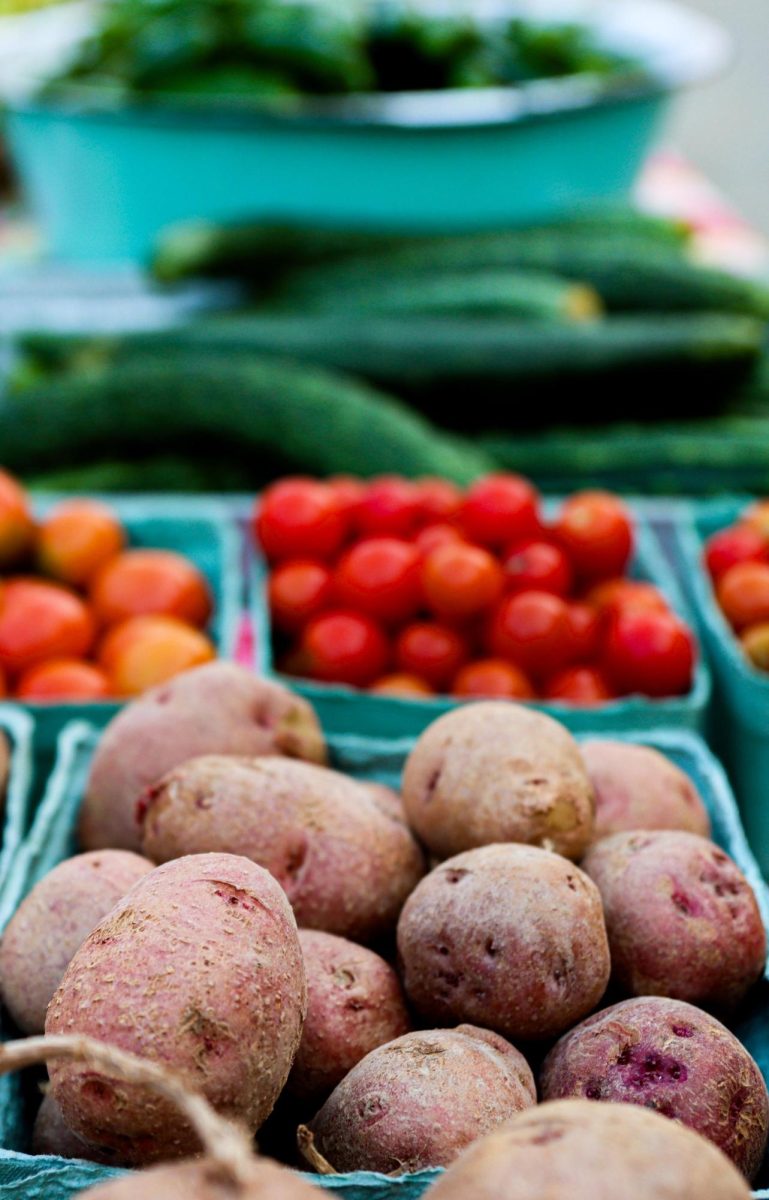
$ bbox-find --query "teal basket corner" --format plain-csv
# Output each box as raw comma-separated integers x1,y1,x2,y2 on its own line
0,706,36,897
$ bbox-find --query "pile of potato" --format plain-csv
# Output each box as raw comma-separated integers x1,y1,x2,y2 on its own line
0,661,766,1200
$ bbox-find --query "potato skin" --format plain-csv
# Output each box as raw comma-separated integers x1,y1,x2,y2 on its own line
583,831,767,1008
81,1157,321,1199
397,844,610,1041
80,663,326,851
426,1099,751,1200
0,850,154,1035
540,996,769,1181
46,853,307,1164
140,756,425,943
308,1025,536,1173
581,740,711,842
32,1094,123,1165
288,931,411,1102
402,702,594,861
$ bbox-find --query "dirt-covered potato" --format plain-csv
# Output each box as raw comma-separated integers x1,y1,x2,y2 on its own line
32,1093,123,1165
46,853,307,1164
397,844,609,1041
81,1157,322,1199
583,832,766,1008
581,741,711,842
288,931,411,1102
306,1025,536,1173
426,1099,751,1200
80,663,326,851
0,850,154,1036
402,702,594,861
139,756,424,943
540,996,769,1180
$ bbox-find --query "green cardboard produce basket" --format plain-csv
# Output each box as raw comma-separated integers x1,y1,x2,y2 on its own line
250,511,711,740
0,706,35,896
671,498,769,877
0,721,768,1196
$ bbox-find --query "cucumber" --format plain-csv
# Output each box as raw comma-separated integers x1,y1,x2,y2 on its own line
2,352,493,482
26,455,259,493
274,269,602,322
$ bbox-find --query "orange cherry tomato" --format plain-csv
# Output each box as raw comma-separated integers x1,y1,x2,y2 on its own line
0,470,35,568
37,499,125,588
742,500,769,541
740,623,769,672
717,562,769,631
98,615,215,696
16,659,110,702
90,549,212,629
544,666,616,705
422,543,503,621
0,579,94,674
452,658,535,699
369,673,435,697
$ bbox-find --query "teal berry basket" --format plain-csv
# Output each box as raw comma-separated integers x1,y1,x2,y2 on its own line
0,706,35,897
671,498,769,878
250,511,711,742
15,496,244,760
0,722,768,1196
1,0,728,263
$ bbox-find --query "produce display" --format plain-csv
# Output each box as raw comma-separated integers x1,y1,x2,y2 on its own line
705,500,769,672
254,472,697,703
0,471,218,700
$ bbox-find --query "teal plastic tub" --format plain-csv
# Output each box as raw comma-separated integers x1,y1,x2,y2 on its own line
0,723,767,1195
2,0,728,263
250,515,711,741
671,498,769,877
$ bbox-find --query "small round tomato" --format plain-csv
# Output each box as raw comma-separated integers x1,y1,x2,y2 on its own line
369,673,434,697
544,666,615,705
743,500,769,540
741,623,769,672
586,578,668,621
415,478,463,525
452,658,535,699
99,615,215,697
15,658,110,701
717,561,769,631
422,543,503,621
255,478,347,562
459,473,541,548
395,621,468,690
268,560,334,634
0,579,94,674
487,591,572,679
503,540,573,598
602,609,696,697
414,523,465,558
90,549,212,629
301,611,389,687
555,491,634,581
37,500,125,588
334,538,422,626
0,470,34,569
356,477,419,539
704,524,769,581
564,602,601,663
327,475,366,528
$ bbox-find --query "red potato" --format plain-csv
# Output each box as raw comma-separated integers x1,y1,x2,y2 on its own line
426,1099,751,1200
583,832,766,1008
402,702,595,861
540,996,769,1181
287,931,411,1102
80,662,326,852
32,1093,123,1165
306,1025,536,1173
46,854,307,1165
0,850,154,1035
81,1157,322,1200
139,756,425,943
580,740,711,842
397,844,610,1042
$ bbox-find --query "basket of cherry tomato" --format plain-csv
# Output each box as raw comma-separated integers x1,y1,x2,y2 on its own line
252,473,709,739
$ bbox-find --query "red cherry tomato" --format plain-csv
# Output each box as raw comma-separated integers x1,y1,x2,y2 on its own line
357,476,420,539
586,578,668,621
564,602,601,663
555,491,634,581
414,523,465,558
544,666,615,705
0,579,94,674
452,658,535,699
301,611,389,687
327,475,366,528
395,621,468,690
503,539,573,598
422,543,504,621
255,479,347,562
334,538,422,626
717,562,769,631
602,609,696,697
370,673,434,697
268,560,334,634
704,525,769,582
487,591,572,679
15,658,111,702
459,473,541,548
415,478,463,525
